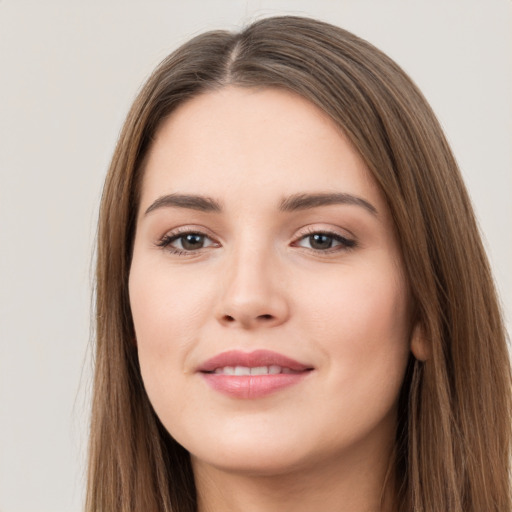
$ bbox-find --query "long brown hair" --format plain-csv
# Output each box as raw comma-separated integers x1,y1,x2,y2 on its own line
87,15,511,512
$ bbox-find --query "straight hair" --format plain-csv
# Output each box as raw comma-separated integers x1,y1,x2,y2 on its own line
87,16,511,512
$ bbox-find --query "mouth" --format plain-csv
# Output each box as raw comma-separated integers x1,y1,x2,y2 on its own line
209,365,304,375
198,350,314,399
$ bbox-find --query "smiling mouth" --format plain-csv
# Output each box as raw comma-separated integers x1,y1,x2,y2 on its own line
198,349,313,372
209,365,306,375
198,350,313,399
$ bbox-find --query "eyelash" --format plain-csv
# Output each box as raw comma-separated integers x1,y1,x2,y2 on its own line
294,227,357,253
155,227,219,256
156,228,357,256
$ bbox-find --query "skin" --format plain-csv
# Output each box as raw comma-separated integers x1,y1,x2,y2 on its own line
129,87,422,512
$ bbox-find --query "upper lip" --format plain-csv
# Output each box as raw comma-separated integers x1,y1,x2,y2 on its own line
198,349,313,373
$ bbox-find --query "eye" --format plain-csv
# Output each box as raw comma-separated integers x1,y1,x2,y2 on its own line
157,231,218,254
294,231,356,252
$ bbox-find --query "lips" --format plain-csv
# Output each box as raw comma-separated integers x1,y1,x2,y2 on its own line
198,349,312,373
198,350,313,399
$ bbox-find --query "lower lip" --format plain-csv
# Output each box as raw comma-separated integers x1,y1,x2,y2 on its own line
201,372,310,399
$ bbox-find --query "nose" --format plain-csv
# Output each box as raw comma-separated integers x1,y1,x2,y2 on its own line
215,245,290,330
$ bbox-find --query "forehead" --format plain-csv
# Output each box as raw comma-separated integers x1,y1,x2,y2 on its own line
139,86,383,213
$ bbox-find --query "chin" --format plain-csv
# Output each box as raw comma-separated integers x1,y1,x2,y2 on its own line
185,424,339,479
191,445,313,478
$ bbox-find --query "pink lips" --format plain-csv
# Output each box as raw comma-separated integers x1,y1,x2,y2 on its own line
198,349,313,399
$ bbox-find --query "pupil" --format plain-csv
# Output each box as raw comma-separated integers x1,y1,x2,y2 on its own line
310,234,332,250
182,234,204,250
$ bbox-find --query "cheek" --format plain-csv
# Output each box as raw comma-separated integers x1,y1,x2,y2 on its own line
129,262,219,427
306,260,408,340
128,260,215,384
298,262,410,398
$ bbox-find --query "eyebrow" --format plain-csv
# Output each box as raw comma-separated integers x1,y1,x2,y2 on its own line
279,192,378,215
145,193,222,215
144,192,377,216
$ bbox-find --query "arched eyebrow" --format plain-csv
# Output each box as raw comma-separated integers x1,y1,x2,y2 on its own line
144,192,377,216
145,193,222,215
279,192,378,215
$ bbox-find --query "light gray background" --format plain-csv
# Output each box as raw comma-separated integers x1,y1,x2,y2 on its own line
0,1,510,511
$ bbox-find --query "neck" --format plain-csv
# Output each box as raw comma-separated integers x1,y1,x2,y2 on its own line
193,443,396,512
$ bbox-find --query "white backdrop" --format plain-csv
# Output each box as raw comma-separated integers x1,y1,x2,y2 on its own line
0,1,510,511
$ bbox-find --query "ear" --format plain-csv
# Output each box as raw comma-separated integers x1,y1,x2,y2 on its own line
410,322,430,361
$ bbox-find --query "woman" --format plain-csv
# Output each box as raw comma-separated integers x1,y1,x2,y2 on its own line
87,15,511,512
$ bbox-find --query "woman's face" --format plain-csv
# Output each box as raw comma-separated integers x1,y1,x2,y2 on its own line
129,87,414,477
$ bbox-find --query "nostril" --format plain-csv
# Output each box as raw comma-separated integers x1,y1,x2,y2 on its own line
219,312,279,326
